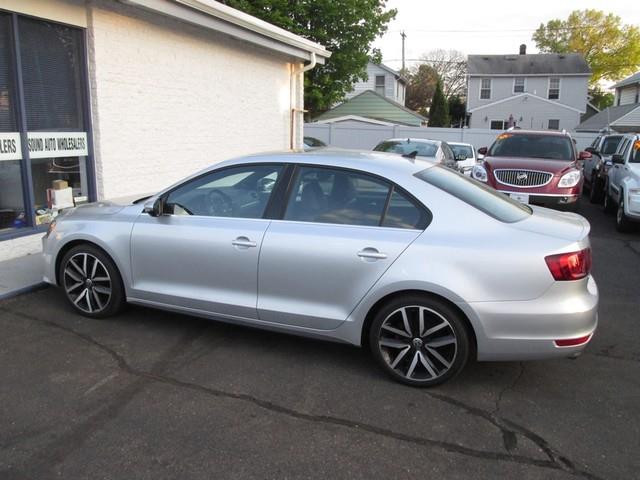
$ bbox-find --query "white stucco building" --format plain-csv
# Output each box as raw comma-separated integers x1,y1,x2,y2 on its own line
0,0,329,260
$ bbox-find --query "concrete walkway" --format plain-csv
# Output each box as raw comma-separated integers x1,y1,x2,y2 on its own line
0,253,45,300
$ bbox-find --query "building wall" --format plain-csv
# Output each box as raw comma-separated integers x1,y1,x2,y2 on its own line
467,75,589,113
617,85,639,106
344,63,404,104
88,1,295,199
468,94,581,130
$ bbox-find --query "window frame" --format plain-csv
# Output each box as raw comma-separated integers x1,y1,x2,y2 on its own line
513,77,525,94
490,120,505,130
276,163,432,230
480,78,492,100
547,119,560,130
375,75,386,96
0,9,96,241
548,77,561,100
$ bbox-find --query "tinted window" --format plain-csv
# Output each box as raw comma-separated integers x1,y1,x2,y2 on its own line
284,167,390,226
450,144,473,158
416,165,532,223
488,133,574,161
165,165,282,218
601,136,622,155
375,140,438,158
382,190,425,229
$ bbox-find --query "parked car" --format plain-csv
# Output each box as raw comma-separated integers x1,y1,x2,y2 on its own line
448,142,477,175
373,138,459,171
583,134,623,203
602,133,640,232
43,150,598,387
303,136,327,150
472,129,592,210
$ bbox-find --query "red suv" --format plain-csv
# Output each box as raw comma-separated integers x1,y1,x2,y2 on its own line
472,130,591,210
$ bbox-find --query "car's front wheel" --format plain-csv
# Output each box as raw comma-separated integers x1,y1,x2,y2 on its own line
60,244,126,318
603,182,616,213
369,295,471,387
616,196,635,233
589,177,604,204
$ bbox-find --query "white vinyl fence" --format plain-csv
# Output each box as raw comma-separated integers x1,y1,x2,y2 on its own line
304,123,598,152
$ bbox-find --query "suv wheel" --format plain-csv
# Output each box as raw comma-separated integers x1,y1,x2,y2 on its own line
616,196,635,233
589,176,603,204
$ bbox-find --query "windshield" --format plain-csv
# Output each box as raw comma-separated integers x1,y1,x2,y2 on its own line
415,165,532,223
488,133,574,161
375,140,438,158
601,136,622,155
450,144,473,158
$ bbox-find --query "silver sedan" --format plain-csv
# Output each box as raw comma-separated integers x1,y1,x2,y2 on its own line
42,150,599,387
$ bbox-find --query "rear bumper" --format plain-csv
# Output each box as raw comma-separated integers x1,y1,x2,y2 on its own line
458,276,599,361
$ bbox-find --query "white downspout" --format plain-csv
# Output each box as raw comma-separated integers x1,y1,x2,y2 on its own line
290,52,317,150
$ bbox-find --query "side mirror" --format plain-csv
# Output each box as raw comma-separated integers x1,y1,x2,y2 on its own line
611,153,625,165
455,154,467,161
143,197,164,217
477,147,488,155
578,151,592,160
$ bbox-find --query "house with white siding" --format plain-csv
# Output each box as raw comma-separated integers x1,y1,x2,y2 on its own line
344,61,407,106
466,45,590,131
0,0,329,260
576,72,640,133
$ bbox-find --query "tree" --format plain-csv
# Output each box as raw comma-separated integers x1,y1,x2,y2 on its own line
448,96,466,126
533,9,640,85
428,79,449,127
420,49,467,98
220,0,396,117
590,89,614,110
405,63,439,116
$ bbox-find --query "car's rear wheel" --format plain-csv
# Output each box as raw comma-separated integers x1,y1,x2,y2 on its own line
589,177,603,204
369,295,471,387
60,245,125,318
616,197,635,233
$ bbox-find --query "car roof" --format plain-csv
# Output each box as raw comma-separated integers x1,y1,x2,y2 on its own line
501,129,571,138
447,142,473,147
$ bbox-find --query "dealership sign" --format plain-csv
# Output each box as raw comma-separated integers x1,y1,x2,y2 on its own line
0,133,21,161
0,132,88,161
27,132,88,159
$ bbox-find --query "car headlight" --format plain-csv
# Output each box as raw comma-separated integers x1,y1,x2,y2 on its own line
558,170,581,188
472,164,488,182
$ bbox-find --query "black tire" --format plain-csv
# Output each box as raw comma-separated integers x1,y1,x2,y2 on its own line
369,295,471,387
616,196,635,233
603,182,616,214
589,177,604,204
59,244,126,318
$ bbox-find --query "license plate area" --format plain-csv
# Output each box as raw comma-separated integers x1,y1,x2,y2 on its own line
509,193,530,204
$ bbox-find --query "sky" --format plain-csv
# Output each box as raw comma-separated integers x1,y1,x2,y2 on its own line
374,0,640,73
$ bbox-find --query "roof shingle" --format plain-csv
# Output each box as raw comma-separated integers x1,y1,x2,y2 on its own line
467,53,591,76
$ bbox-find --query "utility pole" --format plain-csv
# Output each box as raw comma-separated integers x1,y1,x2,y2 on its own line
400,30,407,72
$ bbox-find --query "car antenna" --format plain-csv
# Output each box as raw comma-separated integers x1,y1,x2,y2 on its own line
402,150,418,160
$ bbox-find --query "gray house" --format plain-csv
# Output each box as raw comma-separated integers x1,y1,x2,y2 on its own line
576,72,640,132
344,61,407,106
466,46,591,131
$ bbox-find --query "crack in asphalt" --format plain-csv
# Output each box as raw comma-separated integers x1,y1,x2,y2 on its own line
1,307,604,480
490,362,526,452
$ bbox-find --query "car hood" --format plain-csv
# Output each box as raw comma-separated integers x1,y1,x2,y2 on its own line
511,205,590,241
484,156,575,174
61,201,125,218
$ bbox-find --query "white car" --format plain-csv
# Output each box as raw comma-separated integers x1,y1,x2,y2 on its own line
448,142,477,175
603,133,640,232
373,138,459,171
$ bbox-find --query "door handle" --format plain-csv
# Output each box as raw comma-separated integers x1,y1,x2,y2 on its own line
232,236,257,248
357,248,387,260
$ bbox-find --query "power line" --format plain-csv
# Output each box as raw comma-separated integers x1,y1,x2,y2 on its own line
387,25,618,34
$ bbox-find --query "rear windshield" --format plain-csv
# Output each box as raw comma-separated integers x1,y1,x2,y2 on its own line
416,165,532,223
450,144,473,158
601,136,622,155
375,140,438,158
488,133,574,161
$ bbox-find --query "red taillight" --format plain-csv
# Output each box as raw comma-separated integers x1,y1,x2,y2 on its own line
545,248,592,281
555,334,592,347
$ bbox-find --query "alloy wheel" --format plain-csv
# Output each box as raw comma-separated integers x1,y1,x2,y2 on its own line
63,252,112,314
378,305,458,382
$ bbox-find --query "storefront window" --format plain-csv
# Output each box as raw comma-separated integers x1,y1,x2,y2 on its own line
0,13,27,233
18,17,90,225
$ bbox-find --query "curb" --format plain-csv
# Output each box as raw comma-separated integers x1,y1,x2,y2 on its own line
0,282,48,301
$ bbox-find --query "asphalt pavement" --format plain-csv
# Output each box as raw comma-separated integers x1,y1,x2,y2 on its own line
1,198,638,480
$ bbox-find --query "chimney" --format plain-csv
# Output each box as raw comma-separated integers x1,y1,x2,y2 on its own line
519,44,527,55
